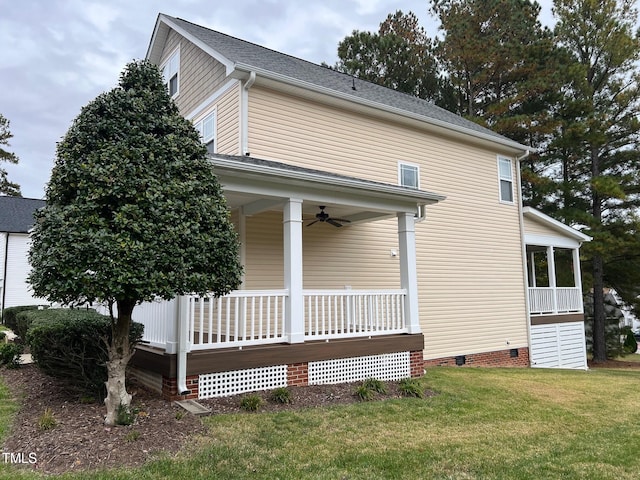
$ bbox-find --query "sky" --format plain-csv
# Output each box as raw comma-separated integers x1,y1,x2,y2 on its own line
1,0,554,199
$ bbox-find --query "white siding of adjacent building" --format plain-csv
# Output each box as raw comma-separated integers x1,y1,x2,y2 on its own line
1,233,45,310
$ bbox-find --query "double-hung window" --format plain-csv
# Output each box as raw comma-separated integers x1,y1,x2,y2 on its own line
498,156,514,203
399,162,420,189
161,49,180,98
195,111,216,154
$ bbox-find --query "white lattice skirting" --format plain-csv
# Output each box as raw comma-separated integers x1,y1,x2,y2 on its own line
309,352,410,385
199,365,287,399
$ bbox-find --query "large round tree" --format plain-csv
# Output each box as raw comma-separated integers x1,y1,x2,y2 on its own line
29,60,243,425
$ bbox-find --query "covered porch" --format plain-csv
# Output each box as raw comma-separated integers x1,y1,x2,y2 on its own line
129,154,444,398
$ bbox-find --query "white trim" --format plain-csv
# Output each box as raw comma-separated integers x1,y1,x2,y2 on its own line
185,79,239,120
497,156,514,204
524,233,584,250
160,46,180,98
522,207,592,243
398,161,420,189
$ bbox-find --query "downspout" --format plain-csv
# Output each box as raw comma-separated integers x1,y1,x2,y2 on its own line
176,295,190,396
516,150,532,364
241,71,256,156
1,233,9,321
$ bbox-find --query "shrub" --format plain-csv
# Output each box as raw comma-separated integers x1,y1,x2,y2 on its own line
2,305,46,341
25,309,143,398
363,378,387,394
398,378,424,398
240,394,263,411
0,343,23,368
354,384,375,401
270,386,292,404
116,403,140,426
623,329,638,354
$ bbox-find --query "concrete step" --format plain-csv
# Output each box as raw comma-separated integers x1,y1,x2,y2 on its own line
175,399,211,416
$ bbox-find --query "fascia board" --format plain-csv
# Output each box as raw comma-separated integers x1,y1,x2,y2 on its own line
524,233,583,249
233,64,533,155
523,207,592,242
211,158,445,207
150,15,236,74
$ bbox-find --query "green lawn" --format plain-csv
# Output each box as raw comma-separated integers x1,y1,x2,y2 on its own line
2,367,640,479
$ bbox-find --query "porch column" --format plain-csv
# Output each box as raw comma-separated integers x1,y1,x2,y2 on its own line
284,198,305,343
398,212,421,334
546,246,557,313
572,248,584,312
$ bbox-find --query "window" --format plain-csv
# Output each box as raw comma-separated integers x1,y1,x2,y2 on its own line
399,162,419,189
161,49,180,98
498,157,514,203
195,111,216,154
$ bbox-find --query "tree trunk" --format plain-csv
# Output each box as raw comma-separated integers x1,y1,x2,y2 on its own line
590,145,607,363
104,298,136,426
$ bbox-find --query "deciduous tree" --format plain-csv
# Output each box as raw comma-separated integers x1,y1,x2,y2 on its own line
28,60,243,424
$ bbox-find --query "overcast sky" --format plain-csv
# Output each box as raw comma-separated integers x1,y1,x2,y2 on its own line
1,0,554,199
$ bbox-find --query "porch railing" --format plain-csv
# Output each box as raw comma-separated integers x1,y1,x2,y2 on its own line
528,287,583,315
186,290,288,350
303,289,407,340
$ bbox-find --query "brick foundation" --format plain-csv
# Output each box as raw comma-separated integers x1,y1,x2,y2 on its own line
423,347,530,369
287,362,309,386
162,374,199,401
410,350,425,377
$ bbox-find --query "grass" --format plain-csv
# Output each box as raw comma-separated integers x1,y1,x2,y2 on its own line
2,367,640,479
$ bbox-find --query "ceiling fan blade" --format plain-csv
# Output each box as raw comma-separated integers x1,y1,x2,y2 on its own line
331,218,351,223
327,218,343,227
306,220,319,227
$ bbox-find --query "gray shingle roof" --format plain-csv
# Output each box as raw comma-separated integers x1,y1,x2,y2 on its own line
0,197,45,233
160,14,526,150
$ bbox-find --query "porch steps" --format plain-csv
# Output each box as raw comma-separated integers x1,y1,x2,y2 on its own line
175,399,211,417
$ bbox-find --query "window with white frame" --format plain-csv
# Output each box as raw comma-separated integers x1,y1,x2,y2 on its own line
161,49,180,98
195,110,216,154
399,162,420,189
498,156,514,203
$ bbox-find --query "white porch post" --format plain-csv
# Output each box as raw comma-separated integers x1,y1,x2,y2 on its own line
398,212,421,334
284,198,305,343
547,246,557,313
572,248,584,312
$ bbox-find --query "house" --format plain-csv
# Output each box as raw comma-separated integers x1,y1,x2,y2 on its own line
0,196,46,316
123,13,591,400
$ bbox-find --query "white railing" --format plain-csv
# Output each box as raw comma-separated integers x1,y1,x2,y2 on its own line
528,287,583,315
303,289,407,340
186,290,287,350
93,299,176,350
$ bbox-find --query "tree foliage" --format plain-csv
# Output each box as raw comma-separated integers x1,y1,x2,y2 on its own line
548,0,640,361
0,113,21,196
335,11,444,105
28,60,243,423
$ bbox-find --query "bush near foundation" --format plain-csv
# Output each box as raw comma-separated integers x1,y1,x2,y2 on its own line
2,305,47,341
24,309,143,398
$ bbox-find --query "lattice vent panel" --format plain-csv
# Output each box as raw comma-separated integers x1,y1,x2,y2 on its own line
199,365,287,399
308,352,410,385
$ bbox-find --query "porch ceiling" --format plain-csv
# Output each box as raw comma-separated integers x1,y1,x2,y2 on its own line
210,154,445,223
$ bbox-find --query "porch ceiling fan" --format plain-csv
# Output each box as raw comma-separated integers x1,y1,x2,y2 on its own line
306,206,351,228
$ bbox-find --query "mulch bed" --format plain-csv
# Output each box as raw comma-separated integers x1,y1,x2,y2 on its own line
1,364,431,475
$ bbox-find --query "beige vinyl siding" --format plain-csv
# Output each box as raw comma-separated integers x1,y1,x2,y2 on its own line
247,86,529,359
160,31,228,116
216,83,241,155
523,215,562,237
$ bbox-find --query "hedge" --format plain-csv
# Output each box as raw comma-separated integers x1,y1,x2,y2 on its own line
24,309,144,398
2,305,47,341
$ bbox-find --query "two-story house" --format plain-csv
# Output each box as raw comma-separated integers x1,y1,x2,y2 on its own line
124,14,590,400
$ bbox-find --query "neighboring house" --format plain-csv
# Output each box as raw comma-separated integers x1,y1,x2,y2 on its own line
122,14,591,400
0,197,46,316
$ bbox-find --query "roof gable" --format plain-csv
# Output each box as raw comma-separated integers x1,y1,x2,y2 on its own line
148,13,530,154
0,197,45,233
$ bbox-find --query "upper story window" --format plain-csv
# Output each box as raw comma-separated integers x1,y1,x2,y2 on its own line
195,110,216,154
161,48,180,98
399,162,420,189
498,156,514,203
